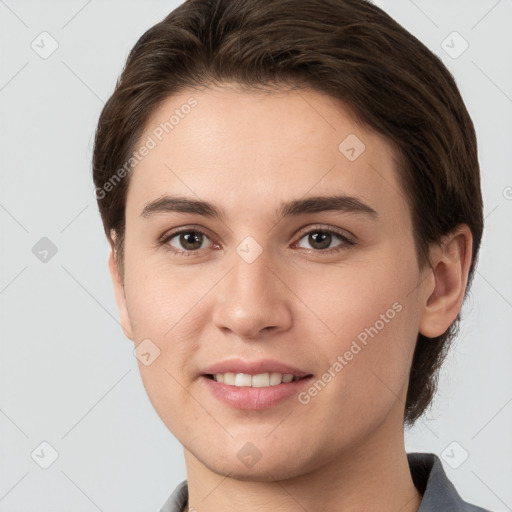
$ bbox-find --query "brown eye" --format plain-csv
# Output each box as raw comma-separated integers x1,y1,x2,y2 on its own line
165,229,212,253
295,228,353,252
307,231,333,250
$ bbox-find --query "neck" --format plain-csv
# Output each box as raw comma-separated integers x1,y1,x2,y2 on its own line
183,408,422,512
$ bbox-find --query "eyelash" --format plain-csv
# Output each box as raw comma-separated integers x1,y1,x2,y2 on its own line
158,224,355,257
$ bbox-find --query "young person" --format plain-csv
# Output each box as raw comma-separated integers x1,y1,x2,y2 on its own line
92,0,490,510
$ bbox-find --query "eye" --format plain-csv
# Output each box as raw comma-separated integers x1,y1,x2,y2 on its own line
161,228,215,255
294,227,354,253
159,225,354,257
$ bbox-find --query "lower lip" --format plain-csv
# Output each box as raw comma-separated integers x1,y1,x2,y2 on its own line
200,375,314,410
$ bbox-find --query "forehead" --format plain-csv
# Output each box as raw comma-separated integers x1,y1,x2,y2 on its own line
126,85,407,223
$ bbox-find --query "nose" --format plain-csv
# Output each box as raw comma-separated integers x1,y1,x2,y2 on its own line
211,247,293,339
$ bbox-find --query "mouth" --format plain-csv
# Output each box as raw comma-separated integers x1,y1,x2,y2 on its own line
199,358,314,409
203,372,311,387
201,372,314,409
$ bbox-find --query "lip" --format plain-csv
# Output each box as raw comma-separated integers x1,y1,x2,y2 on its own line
201,358,311,378
200,358,314,410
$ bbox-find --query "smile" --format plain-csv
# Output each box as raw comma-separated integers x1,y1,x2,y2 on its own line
206,372,302,387
201,372,314,409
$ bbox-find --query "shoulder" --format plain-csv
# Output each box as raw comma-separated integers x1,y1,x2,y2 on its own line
408,452,494,512
158,480,188,512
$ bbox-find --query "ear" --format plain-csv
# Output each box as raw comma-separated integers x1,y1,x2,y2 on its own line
419,225,473,338
108,246,134,341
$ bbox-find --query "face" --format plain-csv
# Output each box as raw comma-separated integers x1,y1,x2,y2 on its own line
111,84,432,480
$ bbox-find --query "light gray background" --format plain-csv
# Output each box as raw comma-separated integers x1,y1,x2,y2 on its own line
0,0,511,511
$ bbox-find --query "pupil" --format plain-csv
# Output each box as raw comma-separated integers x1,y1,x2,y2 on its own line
181,231,202,250
310,232,331,250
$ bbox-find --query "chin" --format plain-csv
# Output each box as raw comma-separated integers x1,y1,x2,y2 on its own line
208,459,305,482
191,443,316,483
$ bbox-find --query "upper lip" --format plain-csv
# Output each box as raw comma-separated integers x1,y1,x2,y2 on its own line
202,358,312,378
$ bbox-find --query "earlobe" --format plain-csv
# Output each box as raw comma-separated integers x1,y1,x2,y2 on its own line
419,225,473,338
108,247,134,341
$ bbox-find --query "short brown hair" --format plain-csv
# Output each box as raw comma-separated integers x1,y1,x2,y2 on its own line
92,0,483,426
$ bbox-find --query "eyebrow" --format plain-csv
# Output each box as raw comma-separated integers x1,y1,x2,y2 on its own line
140,194,378,221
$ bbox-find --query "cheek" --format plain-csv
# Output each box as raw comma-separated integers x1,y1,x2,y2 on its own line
121,255,207,438
288,248,419,341
121,247,219,395
122,246,211,338
295,294,418,447
290,250,420,403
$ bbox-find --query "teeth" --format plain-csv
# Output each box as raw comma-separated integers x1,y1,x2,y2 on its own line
212,372,297,387
223,372,236,385
252,373,270,387
235,373,252,387
269,372,282,385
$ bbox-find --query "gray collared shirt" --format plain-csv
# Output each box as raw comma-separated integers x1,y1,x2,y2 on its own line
159,452,492,511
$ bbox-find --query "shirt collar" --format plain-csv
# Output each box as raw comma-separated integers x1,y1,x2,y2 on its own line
408,452,489,511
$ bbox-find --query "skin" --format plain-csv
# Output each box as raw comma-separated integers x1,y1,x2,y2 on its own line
108,84,472,512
